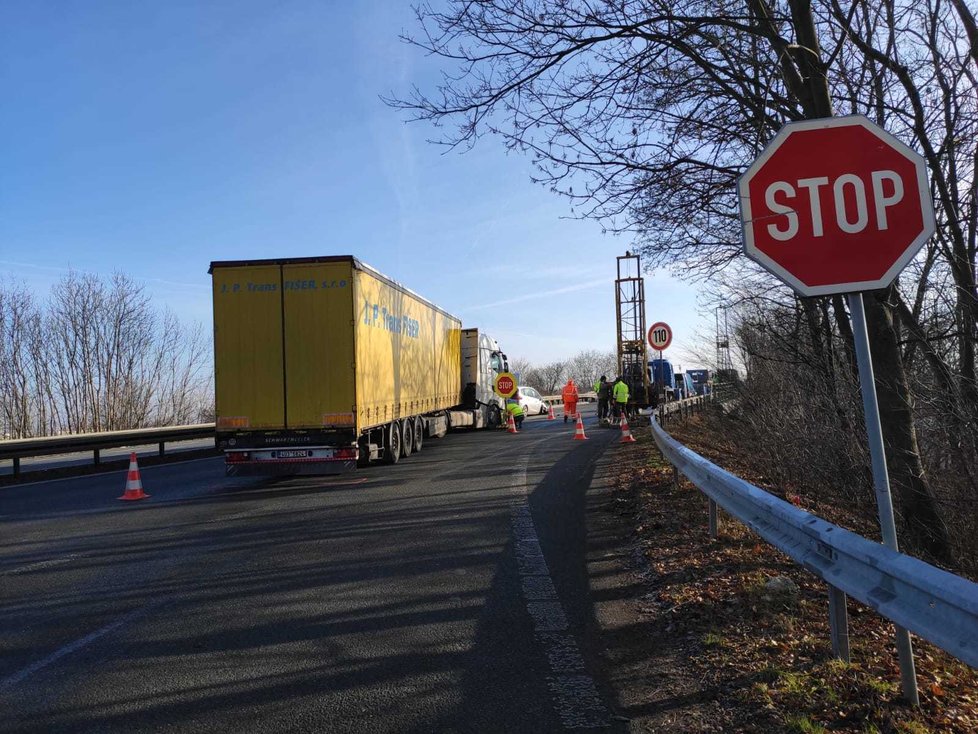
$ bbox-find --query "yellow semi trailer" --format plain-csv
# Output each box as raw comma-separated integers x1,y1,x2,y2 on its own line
210,256,509,474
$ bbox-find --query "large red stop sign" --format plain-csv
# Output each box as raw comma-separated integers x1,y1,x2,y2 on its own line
739,116,935,296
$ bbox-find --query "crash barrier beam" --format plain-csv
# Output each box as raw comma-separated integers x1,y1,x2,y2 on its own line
542,392,598,405
0,424,216,477
650,416,978,672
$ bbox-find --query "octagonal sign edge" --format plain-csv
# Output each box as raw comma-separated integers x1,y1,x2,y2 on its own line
738,115,935,297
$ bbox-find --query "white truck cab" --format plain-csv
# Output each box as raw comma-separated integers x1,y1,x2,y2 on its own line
454,328,508,428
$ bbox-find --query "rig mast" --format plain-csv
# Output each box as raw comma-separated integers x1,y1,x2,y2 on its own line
615,253,651,408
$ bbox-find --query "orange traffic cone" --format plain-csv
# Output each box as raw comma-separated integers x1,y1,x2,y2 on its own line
119,452,150,501
573,414,588,440
620,416,637,443
547,403,556,421
507,413,519,434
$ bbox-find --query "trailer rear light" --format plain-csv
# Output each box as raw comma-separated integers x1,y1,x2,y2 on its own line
226,451,250,462
322,412,355,427
334,448,357,460
218,416,250,429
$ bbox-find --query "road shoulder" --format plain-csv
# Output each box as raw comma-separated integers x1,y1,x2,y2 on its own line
584,426,729,733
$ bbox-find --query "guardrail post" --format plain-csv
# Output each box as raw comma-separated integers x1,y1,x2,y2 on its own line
827,584,850,662
895,625,919,705
93,449,100,466
708,498,718,539
13,457,20,477
159,441,165,457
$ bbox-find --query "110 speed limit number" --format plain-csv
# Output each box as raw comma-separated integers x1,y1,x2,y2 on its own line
647,322,672,350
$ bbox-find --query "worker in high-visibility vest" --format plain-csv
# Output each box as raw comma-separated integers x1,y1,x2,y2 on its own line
595,375,610,422
561,379,579,422
612,376,629,422
506,396,525,429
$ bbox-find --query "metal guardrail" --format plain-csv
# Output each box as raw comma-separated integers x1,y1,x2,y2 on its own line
649,415,978,672
542,391,598,405
541,391,712,407
0,424,216,477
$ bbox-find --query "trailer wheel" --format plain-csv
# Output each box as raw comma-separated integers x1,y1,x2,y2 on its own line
487,404,500,428
384,421,402,464
413,417,424,453
401,419,414,458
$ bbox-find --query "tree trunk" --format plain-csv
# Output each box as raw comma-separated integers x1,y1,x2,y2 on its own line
776,0,952,562
831,294,858,381
864,290,951,563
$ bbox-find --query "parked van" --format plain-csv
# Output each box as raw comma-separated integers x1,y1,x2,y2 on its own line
687,368,711,396
673,372,696,400
649,358,676,399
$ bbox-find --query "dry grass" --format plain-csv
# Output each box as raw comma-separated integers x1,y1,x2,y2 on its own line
616,410,978,733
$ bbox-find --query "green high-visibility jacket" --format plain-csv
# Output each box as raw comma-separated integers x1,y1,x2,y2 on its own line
613,380,629,403
506,401,524,417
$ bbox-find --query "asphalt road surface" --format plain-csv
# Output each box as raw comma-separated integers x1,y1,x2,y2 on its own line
0,407,628,733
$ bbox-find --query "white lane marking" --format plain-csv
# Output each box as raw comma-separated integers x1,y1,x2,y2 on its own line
206,512,251,523
0,598,165,691
1,555,79,576
510,454,610,729
2,455,223,488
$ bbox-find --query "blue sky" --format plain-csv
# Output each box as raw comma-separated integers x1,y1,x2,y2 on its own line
0,1,710,368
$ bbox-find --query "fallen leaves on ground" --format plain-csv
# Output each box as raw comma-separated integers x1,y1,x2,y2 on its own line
613,409,978,733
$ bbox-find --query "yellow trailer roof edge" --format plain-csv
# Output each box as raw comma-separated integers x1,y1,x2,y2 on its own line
210,255,462,325
209,255,355,274
354,260,462,326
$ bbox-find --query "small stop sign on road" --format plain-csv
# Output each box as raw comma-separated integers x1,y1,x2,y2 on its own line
739,115,935,296
494,372,517,398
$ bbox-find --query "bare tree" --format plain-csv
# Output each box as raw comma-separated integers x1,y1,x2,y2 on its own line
1,272,211,436
390,0,978,561
154,315,211,425
509,356,534,383
47,272,102,432
567,349,617,391
0,282,45,437
537,361,567,394
513,350,616,394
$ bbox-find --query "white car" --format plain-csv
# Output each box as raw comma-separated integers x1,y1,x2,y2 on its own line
517,386,548,415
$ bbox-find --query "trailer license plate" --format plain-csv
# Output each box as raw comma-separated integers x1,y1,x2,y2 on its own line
275,450,311,459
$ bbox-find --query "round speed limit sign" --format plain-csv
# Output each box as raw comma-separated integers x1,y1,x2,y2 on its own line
648,322,673,350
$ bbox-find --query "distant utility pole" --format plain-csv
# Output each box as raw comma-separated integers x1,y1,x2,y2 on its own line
715,305,732,377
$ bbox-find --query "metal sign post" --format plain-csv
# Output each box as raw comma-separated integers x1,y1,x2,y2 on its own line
647,322,672,426
658,348,664,425
847,292,918,704
737,116,937,706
